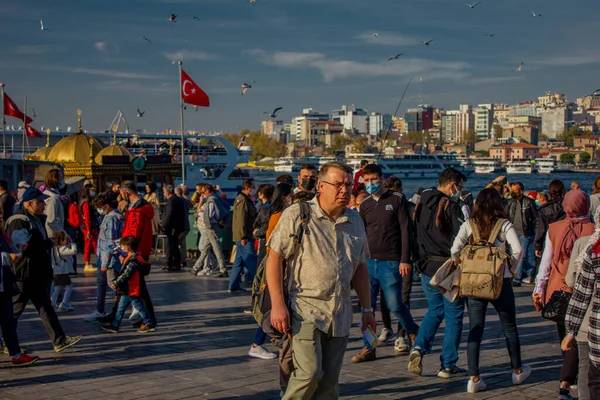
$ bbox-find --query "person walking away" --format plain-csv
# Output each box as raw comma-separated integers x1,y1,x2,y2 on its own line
43,168,66,238
505,182,538,286
175,185,192,269
533,189,594,400
267,162,376,399
101,236,154,333
192,184,227,277
119,181,156,328
86,191,123,321
5,187,81,352
161,184,186,272
80,186,99,273
589,177,600,221
144,183,161,244
0,180,16,231
50,231,77,312
563,207,600,400
228,179,257,292
351,164,418,364
253,184,275,265
408,167,467,378
562,230,600,400
535,180,566,258
451,188,531,393
0,235,40,366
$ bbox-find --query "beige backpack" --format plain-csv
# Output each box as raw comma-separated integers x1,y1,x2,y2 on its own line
459,218,509,301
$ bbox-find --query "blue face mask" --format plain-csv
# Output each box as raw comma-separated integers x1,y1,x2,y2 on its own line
365,182,381,195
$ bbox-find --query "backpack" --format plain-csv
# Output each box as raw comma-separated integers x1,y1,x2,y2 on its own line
251,201,311,336
458,218,509,301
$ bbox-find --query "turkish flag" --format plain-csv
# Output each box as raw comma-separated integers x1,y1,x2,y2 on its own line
180,69,210,107
25,124,41,138
3,93,32,124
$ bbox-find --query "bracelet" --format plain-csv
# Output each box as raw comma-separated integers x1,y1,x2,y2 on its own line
361,307,374,313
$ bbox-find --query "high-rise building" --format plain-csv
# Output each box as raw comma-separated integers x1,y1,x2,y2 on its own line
455,104,474,143
331,105,369,134
405,105,433,133
441,110,459,143
392,116,407,135
291,108,330,142
474,103,494,140
368,112,392,136
260,119,284,137
541,106,574,139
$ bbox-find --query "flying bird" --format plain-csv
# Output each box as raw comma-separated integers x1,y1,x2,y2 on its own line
466,2,480,9
249,0,256,4
484,33,495,38
168,14,177,23
267,107,283,119
137,109,145,118
371,32,379,38
423,39,434,46
40,19,47,31
193,16,200,20
531,11,542,17
142,35,152,44
387,53,404,61
516,62,525,72
241,81,256,95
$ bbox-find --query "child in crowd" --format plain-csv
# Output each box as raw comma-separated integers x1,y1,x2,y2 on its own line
101,236,154,333
50,231,77,312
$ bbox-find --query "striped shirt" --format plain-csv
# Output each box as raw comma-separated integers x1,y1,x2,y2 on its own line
565,252,600,367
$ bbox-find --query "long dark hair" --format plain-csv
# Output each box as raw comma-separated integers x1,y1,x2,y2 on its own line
270,183,293,214
471,188,507,240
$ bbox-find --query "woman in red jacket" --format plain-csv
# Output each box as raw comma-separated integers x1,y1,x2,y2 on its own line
80,187,98,273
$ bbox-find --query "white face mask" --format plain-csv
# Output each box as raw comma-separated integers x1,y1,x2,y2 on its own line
96,208,105,215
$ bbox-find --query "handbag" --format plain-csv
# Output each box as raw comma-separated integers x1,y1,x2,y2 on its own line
541,290,572,322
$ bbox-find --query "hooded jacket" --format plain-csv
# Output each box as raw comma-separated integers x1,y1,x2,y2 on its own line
122,198,155,263
534,199,565,252
414,188,464,277
113,253,144,297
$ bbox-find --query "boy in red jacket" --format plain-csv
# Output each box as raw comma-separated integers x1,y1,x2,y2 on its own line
101,236,154,333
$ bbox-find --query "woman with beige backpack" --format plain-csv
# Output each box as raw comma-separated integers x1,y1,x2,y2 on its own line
451,187,531,393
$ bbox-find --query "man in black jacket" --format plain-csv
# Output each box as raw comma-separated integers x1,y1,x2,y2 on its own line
228,179,257,291
505,182,539,285
5,187,81,352
534,179,566,258
408,167,466,379
351,164,418,364
161,184,186,272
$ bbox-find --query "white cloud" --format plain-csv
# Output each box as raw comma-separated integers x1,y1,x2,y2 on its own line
357,32,422,46
469,75,524,85
65,67,165,80
97,80,174,94
15,45,57,55
248,49,469,82
163,50,218,62
532,53,600,67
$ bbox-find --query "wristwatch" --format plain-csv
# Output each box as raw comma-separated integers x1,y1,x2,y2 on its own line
361,307,374,313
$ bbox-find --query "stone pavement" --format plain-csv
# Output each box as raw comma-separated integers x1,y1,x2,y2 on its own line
0,264,566,400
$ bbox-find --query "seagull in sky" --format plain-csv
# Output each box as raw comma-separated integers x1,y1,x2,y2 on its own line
466,2,480,9
168,14,177,23
423,39,434,46
193,16,201,21
142,35,152,44
40,19,47,31
531,11,542,17
371,32,379,38
387,53,404,61
241,81,255,95
484,33,495,38
516,62,525,72
249,0,257,4
265,107,283,119
137,109,145,118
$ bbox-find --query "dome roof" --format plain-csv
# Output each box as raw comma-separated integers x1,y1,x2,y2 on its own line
27,146,53,161
94,144,133,165
47,133,104,165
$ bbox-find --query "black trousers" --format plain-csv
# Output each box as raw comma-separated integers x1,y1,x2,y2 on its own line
0,293,21,356
13,281,66,346
557,320,579,384
166,232,182,270
589,361,600,400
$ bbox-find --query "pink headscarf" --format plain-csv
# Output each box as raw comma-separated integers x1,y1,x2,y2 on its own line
559,190,591,262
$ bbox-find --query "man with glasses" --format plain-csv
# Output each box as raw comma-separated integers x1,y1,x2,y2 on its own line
267,162,375,399
228,179,257,292
407,167,467,379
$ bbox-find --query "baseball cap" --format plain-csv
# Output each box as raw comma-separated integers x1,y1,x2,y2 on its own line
22,187,49,202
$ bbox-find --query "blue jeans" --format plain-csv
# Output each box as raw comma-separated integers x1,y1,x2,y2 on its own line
228,240,257,291
413,274,465,369
514,235,536,282
253,327,267,345
96,269,108,314
368,259,418,335
113,295,149,328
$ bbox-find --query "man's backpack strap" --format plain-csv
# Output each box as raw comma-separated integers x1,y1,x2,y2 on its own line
488,218,507,244
292,201,311,247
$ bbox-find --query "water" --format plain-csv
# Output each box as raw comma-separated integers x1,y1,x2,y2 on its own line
399,172,600,197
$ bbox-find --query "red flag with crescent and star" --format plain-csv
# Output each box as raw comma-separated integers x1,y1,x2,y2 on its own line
180,69,210,107
3,93,33,124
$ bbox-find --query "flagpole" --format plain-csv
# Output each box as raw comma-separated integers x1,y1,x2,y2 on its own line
22,96,27,160
178,60,186,185
0,82,5,156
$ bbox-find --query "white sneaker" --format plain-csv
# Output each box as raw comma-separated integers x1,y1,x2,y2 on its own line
378,328,393,343
512,365,531,385
248,344,277,360
467,377,487,393
394,336,409,354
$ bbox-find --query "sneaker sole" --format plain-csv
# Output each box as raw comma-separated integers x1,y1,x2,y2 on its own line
54,337,82,353
12,358,39,367
394,347,410,355
248,352,277,360
407,352,423,375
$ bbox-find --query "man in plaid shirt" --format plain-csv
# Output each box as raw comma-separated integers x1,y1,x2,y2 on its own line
562,253,600,398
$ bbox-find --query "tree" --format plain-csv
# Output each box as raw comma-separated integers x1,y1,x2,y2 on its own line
579,151,591,165
328,135,352,153
560,152,576,165
560,126,579,147
223,130,287,161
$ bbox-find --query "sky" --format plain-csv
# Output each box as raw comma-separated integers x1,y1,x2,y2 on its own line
1,0,599,133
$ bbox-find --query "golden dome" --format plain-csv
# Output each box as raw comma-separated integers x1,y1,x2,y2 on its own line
47,133,104,165
94,144,133,165
28,146,53,161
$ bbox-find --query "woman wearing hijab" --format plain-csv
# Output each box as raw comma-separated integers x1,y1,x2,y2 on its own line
533,189,595,400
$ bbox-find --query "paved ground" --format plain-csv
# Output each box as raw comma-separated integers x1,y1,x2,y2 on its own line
0,260,566,400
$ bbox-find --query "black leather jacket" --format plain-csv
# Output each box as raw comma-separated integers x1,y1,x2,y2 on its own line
534,200,565,251
505,196,538,237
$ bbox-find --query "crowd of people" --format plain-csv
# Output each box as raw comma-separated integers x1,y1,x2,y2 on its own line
0,163,599,400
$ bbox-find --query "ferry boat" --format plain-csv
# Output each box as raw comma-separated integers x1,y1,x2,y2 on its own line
534,158,556,174
273,156,337,174
346,153,469,179
473,158,504,174
506,160,533,174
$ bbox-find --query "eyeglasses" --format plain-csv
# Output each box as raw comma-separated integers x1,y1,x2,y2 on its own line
321,180,352,192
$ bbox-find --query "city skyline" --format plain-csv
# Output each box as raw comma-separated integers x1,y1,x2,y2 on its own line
1,0,599,132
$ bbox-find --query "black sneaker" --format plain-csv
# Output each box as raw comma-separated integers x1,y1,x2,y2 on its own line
54,336,82,352
437,366,466,379
101,324,119,334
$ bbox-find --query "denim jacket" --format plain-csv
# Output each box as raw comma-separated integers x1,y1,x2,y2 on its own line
96,209,123,271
